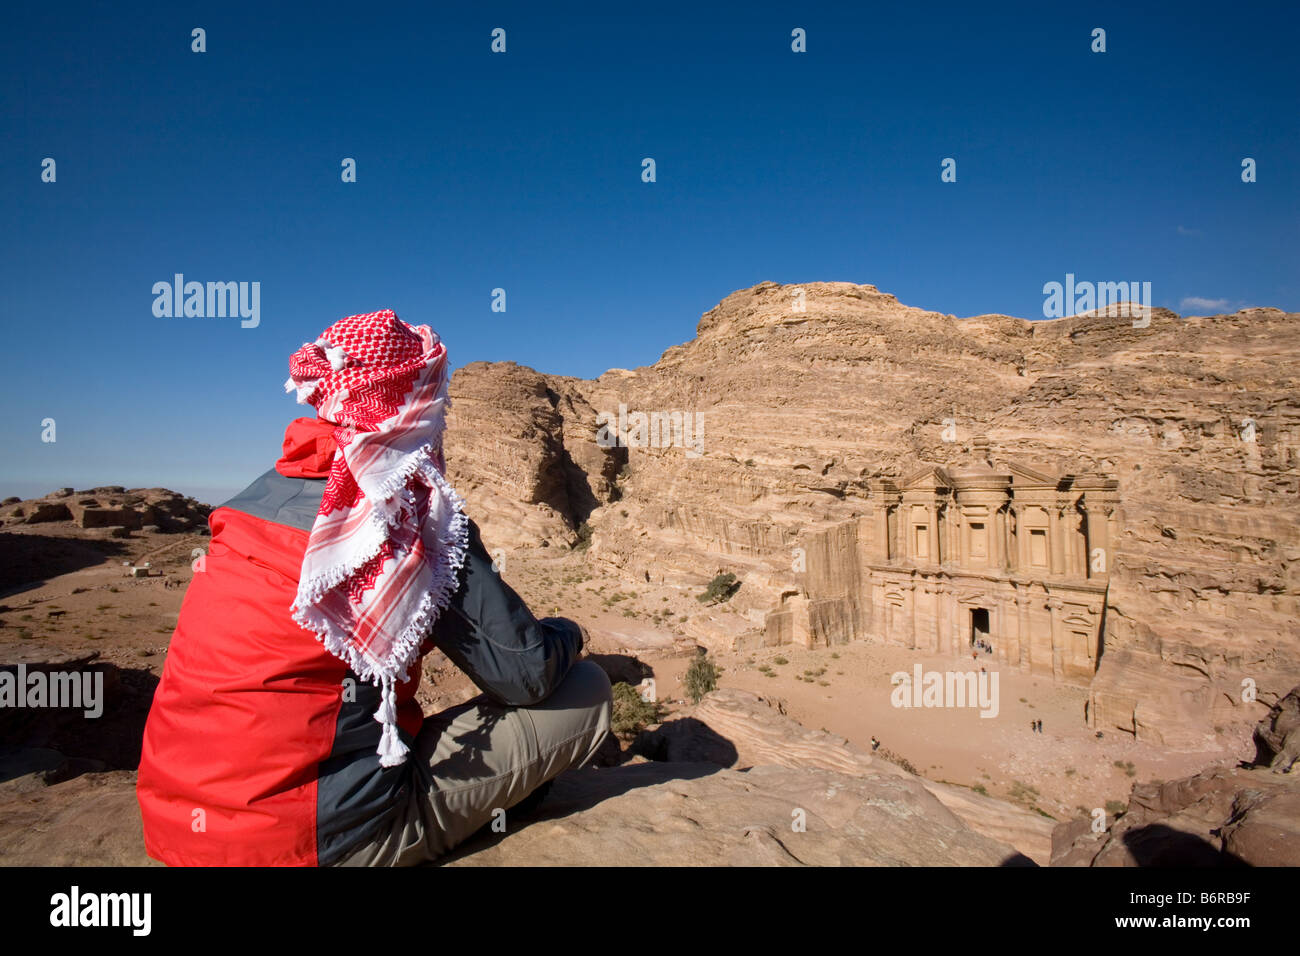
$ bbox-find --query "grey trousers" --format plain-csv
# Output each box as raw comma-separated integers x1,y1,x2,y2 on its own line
335,660,613,866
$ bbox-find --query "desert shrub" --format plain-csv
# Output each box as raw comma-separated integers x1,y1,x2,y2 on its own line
684,650,719,703
573,522,594,551
610,681,660,736
879,747,919,775
1105,799,1127,817
1009,780,1040,800
772,656,788,666
697,572,740,605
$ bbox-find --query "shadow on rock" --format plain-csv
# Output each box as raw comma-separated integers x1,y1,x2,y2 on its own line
1121,823,1250,867
437,759,724,865
629,716,740,767
0,655,159,782
0,532,130,595
585,653,653,687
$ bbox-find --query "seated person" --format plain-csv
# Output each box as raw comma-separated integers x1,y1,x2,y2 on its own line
137,309,612,866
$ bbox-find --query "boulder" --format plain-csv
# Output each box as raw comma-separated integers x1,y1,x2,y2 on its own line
1050,762,1300,866
1252,684,1300,772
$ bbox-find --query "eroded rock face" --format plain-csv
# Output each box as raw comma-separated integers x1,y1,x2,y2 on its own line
443,362,623,549
443,281,1300,748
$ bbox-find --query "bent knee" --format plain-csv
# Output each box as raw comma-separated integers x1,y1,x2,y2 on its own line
566,659,613,713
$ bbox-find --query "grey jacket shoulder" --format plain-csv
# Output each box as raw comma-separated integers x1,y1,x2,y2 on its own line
218,469,325,531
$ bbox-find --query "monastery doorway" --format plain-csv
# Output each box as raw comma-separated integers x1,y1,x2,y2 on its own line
969,607,990,650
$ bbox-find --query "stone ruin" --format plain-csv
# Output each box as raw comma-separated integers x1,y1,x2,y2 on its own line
0,487,211,534
765,438,1120,701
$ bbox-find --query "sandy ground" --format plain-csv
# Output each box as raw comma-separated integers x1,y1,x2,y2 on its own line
0,521,1248,840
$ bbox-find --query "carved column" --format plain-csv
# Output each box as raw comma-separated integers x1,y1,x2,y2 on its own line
1084,501,1107,578
906,581,918,649
928,503,939,564
1059,509,1071,576
949,505,961,567
1050,504,1066,575
956,598,967,658
1074,507,1088,577
1105,504,1119,576
891,505,902,562
1047,597,1065,681
939,493,951,566
1016,592,1030,669
928,583,942,652
899,506,909,561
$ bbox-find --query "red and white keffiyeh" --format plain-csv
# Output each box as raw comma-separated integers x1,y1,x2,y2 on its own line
283,309,469,767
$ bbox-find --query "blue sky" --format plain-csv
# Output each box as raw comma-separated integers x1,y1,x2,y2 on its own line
2,1,1296,505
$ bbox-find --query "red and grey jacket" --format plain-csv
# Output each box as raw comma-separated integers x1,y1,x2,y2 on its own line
136,417,582,866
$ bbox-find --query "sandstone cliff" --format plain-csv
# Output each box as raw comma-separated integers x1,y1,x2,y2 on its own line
444,281,1300,749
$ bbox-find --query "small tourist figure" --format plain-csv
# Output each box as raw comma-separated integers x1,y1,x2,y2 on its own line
870,736,881,751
